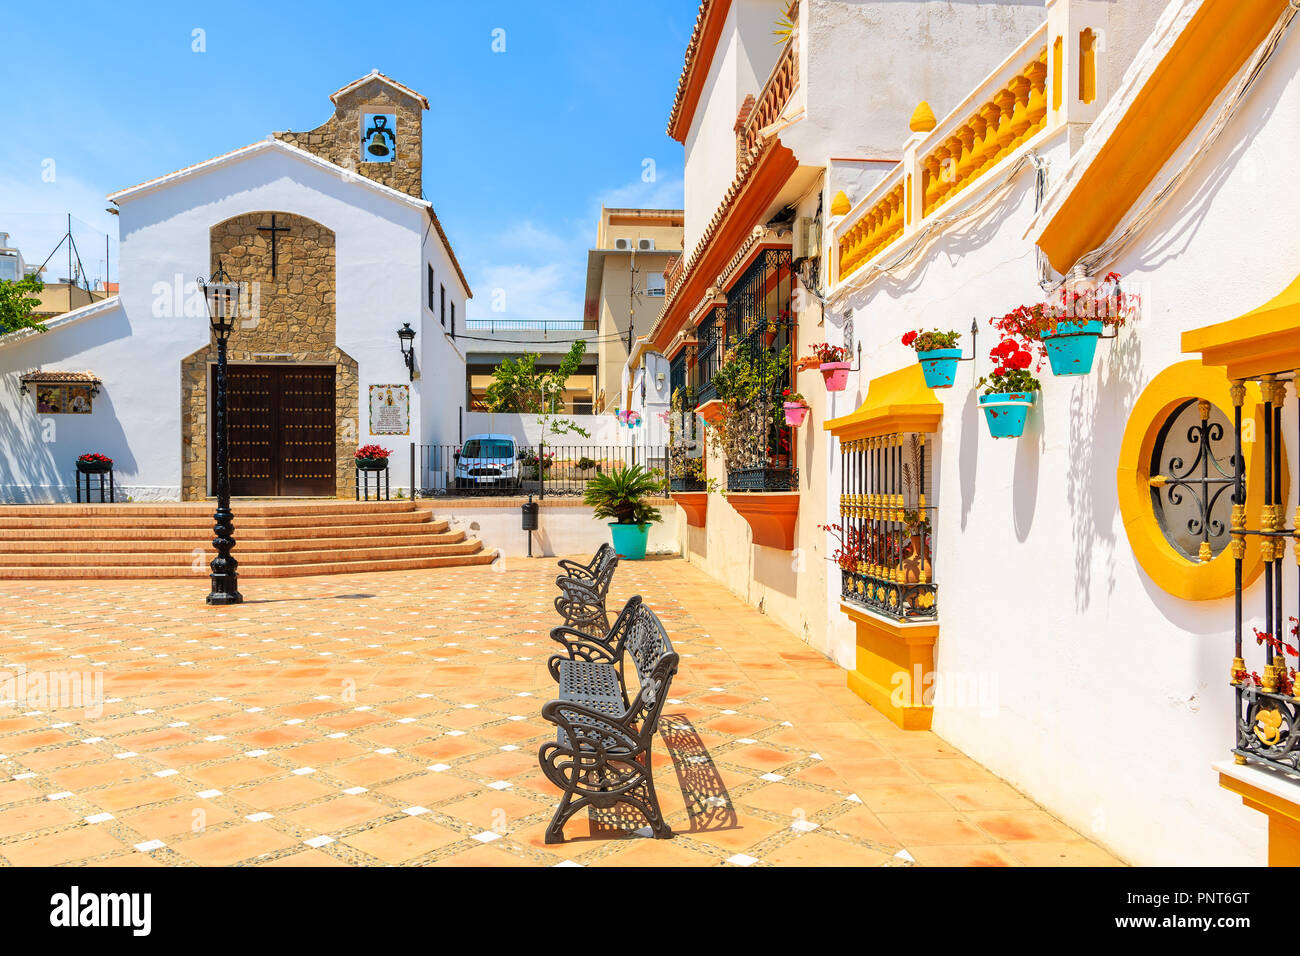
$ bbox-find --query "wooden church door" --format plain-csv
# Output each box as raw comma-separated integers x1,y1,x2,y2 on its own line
219,364,336,497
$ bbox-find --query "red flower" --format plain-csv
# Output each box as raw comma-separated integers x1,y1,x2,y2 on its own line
901,331,918,347
355,444,392,460
1007,349,1033,370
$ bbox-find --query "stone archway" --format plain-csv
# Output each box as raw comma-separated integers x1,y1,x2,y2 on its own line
180,211,360,500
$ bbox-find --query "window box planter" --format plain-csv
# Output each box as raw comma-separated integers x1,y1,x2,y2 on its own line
917,348,963,389
783,402,810,427
727,491,800,550
1042,319,1104,376
76,459,113,474
355,457,389,471
726,466,796,493
670,491,708,527
979,391,1036,439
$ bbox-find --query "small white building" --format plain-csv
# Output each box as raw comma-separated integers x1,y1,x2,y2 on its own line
0,71,470,502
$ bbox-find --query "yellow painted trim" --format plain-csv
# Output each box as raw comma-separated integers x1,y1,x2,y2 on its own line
824,363,943,442
842,602,938,731
1116,361,1282,601
1037,0,1290,274
1219,767,1300,866
1182,272,1300,379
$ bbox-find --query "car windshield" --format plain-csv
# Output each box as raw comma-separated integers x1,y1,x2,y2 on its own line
462,439,513,459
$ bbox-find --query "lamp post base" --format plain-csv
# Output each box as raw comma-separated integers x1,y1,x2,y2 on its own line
205,588,244,606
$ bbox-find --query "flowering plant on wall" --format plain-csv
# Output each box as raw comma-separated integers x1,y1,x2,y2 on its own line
991,272,1138,376
976,336,1040,439
806,343,849,364
901,329,961,352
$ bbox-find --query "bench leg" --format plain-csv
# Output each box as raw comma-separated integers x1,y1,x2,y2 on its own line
632,757,673,839
545,789,590,844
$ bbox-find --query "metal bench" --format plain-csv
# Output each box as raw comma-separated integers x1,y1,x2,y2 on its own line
553,544,619,636
538,595,679,843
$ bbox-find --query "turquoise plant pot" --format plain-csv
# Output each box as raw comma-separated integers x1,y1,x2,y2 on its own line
609,522,650,560
979,391,1035,439
917,348,962,389
1042,319,1104,376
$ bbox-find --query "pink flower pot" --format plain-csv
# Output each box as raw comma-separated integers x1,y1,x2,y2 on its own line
820,361,851,391
783,402,810,427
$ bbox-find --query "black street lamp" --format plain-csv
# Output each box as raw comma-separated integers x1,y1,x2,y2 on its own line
198,261,243,606
397,322,416,380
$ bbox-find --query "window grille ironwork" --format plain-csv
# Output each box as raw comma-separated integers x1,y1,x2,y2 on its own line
1149,398,1237,562
1228,376,1299,772
837,431,937,621
694,306,725,404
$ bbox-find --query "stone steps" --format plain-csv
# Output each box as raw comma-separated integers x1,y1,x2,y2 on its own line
0,500,496,580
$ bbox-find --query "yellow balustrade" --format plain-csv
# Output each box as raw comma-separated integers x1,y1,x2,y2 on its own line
840,46,1050,281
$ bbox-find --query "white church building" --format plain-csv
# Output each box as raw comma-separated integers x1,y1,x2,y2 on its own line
0,71,470,502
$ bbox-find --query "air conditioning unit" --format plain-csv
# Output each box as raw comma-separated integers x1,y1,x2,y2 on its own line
637,238,656,251
613,238,633,251
794,217,821,261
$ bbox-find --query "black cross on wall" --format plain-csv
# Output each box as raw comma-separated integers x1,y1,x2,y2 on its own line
257,214,291,279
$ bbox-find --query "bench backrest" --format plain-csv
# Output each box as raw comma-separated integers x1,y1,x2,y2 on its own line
622,602,678,737
589,546,619,600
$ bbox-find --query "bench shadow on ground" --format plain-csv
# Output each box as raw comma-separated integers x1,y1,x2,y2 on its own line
240,593,377,604
580,712,739,839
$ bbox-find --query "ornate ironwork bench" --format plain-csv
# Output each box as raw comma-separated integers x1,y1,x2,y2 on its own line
553,544,619,636
539,595,679,843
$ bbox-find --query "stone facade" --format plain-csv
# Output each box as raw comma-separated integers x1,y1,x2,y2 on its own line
181,212,360,500
274,77,425,199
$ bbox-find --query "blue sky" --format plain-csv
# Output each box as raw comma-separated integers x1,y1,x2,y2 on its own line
1,0,697,319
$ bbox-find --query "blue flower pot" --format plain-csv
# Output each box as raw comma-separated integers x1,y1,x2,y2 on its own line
1042,319,1103,376
609,522,650,560
979,391,1036,439
917,348,963,389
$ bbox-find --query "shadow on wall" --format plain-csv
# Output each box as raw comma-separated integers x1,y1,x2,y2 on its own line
752,543,799,599
0,380,138,503
1013,400,1040,541
1068,331,1144,614
958,388,979,530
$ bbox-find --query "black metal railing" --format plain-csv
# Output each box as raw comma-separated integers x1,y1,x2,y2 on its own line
836,431,937,622
1228,376,1299,772
410,444,668,498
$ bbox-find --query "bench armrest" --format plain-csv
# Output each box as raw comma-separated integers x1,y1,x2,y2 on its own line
549,625,618,665
540,698,640,751
556,558,597,580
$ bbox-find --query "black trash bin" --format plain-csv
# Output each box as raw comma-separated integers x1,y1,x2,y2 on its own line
521,497,539,556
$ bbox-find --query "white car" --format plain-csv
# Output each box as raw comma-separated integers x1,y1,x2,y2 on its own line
454,434,520,489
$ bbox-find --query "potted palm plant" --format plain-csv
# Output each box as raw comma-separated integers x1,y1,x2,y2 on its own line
582,463,665,560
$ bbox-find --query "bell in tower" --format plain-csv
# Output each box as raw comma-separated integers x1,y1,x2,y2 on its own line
362,113,396,163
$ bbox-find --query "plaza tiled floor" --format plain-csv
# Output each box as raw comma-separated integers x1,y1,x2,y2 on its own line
0,556,1120,866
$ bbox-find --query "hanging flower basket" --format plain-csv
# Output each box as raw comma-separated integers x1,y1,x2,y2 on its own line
991,273,1137,378
1041,319,1104,376
902,329,963,389
979,391,1036,439
808,343,851,391
978,340,1040,439
783,402,810,427
76,453,113,474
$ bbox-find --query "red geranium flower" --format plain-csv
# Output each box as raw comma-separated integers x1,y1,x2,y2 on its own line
901,331,918,347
